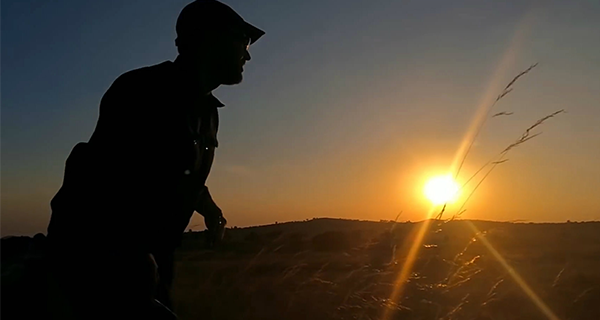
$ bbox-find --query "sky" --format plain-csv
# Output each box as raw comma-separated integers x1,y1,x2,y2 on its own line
2,0,599,236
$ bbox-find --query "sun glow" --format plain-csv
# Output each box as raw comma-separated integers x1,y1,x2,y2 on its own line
424,174,460,205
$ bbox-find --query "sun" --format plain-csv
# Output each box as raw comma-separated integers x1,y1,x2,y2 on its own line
424,174,461,205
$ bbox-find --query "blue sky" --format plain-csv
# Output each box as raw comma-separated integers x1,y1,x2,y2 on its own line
2,0,600,236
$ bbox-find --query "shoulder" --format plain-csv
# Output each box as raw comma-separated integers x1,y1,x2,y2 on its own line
97,62,173,120
109,61,175,93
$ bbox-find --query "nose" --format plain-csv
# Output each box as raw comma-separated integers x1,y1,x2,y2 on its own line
243,49,251,62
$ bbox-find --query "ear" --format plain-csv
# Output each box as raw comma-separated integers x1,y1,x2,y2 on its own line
176,37,208,56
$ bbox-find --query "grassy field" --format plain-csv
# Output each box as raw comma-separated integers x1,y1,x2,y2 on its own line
171,218,600,320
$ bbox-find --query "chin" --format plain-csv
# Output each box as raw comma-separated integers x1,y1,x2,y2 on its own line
222,74,243,85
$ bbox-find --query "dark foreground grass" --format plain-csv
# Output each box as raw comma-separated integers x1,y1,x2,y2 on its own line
171,219,600,320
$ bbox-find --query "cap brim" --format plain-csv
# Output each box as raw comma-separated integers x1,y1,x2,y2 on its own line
243,22,265,45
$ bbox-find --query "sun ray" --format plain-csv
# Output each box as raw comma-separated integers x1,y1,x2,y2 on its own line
450,10,536,179
464,221,560,320
381,207,437,320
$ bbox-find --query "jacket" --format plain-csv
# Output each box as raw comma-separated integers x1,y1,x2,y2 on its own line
47,60,222,252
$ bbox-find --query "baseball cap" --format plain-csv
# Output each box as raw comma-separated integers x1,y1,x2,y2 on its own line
175,0,265,47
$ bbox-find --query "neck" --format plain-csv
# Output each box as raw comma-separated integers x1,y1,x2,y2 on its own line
174,55,220,95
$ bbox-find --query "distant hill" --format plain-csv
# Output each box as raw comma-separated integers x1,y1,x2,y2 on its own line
180,218,600,254
185,217,600,238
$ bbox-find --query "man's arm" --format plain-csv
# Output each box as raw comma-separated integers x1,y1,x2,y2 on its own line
192,106,227,245
195,186,222,218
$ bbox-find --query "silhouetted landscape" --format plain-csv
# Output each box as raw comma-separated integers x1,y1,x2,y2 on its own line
164,218,600,320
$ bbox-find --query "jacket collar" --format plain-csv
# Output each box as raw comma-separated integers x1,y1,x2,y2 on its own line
204,93,225,109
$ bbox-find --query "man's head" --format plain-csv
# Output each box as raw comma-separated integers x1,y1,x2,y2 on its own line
175,0,265,85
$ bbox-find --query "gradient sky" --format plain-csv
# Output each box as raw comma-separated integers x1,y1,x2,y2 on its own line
2,0,599,236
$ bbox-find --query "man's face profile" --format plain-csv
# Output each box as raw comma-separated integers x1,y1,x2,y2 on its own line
204,30,252,85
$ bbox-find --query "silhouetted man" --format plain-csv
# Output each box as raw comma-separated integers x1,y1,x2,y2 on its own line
46,1,264,318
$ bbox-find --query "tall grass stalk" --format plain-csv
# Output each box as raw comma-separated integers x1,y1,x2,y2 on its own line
435,64,564,221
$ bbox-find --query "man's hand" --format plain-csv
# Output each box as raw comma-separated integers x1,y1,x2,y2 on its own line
196,186,227,248
203,205,227,248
